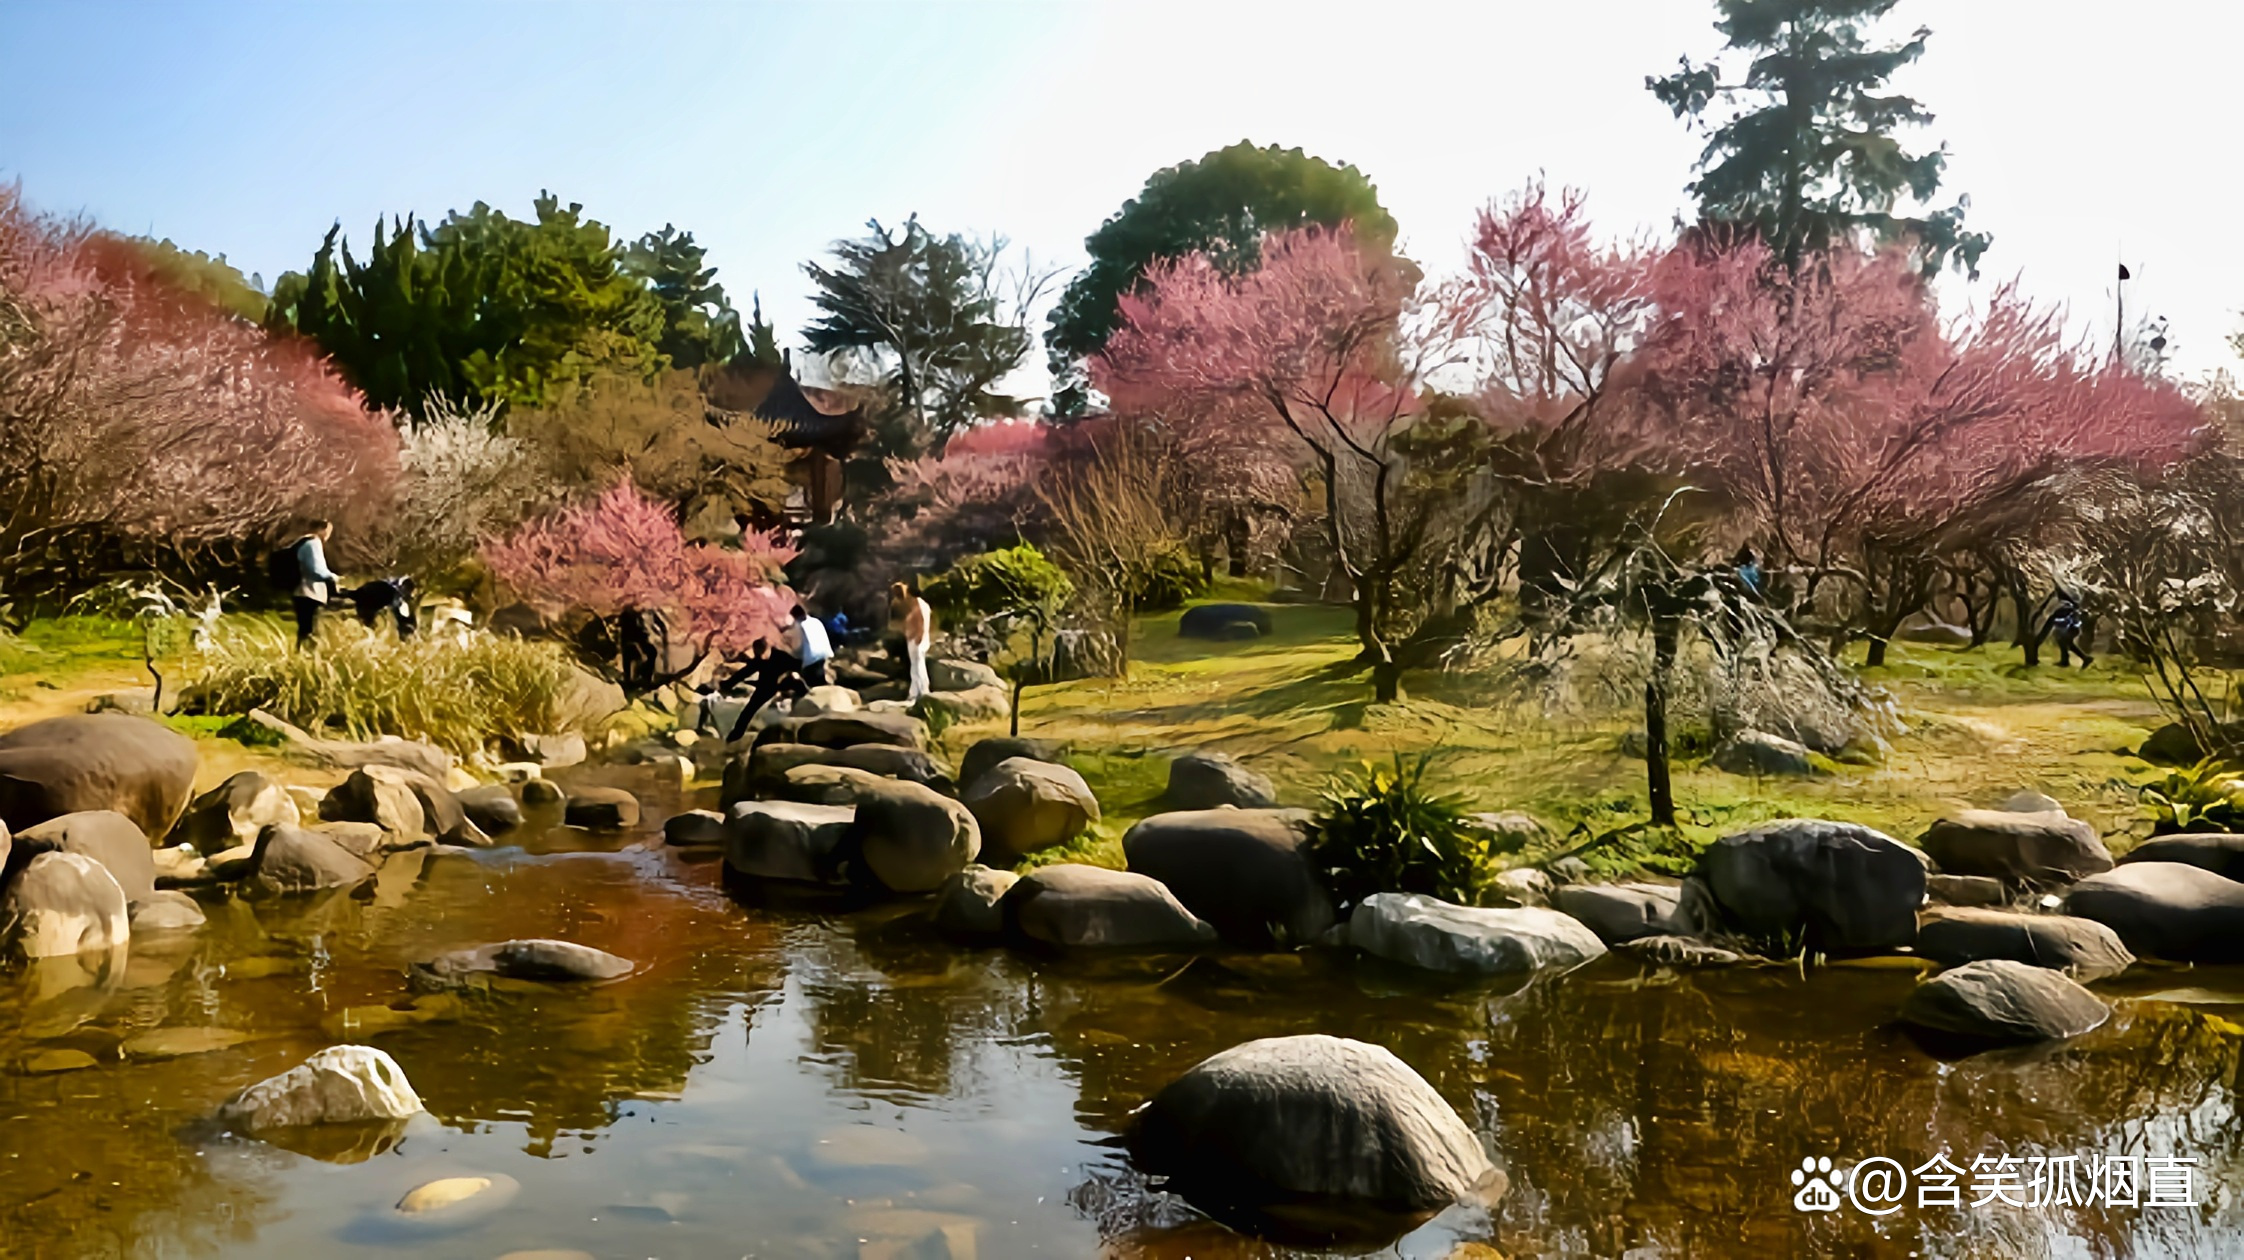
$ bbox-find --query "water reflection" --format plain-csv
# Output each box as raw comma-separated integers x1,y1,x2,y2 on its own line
3,809,2242,1257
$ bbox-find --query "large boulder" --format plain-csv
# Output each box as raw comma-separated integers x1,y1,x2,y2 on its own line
917,684,1012,723
251,825,376,894
928,658,1004,693
1131,1034,1495,1244
216,1045,423,1130
508,731,588,769
932,864,1017,939
2138,720,2244,766
172,771,299,855
1,851,128,958
1551,883,1686,945
1002,864,1217,949
848,779,980,893
0,713,197,840
2119,833,2244,881
1123,808,1332,948
775,763,892,807
1347,893,1606,975
322,765,477,844
7,810,157,903
964,758,1099,858
663,809,728,847
1177,603,1273,641
1899,959,2111,1044
960,737,1064,794
1694,820,1925,952
723,801,855,885
564,787,641,831
764,711,930,752
1914,907,2135,981
2063,862,2244,962
414,939,633,985
1708,730,1818,777
1163,751,1277,810
1919,810,2113,885
552,666,627,734
725,743,952,803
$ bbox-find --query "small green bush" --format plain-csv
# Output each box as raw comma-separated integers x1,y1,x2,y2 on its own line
923,544,1075,619
1133,541,1208,612
2139,758,2244,833
1306,751,1492,911
188,621,582,756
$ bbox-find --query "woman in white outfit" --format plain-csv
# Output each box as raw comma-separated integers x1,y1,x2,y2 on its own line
892,581,933,700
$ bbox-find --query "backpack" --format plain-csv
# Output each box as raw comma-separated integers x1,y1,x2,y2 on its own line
266,541,302,594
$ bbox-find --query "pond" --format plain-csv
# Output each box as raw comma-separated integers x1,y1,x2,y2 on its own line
4,783,2242,1259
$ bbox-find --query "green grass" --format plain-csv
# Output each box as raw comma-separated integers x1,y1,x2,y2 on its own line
0,616,148,678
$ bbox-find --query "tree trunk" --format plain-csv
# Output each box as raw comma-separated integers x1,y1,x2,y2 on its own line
1646,618,1679,828
1372,657,1402,704
2009,574,2041,667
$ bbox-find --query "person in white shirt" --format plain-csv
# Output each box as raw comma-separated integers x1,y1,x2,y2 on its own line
292,520,341,649
890,581,933,700
791,605,833,688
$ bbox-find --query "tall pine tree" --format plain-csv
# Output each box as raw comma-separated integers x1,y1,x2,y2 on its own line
1650,0,1989,277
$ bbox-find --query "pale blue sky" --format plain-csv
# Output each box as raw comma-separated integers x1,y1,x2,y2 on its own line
4,0,2237,389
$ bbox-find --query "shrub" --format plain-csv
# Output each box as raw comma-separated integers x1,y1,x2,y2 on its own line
921,543,1074,620
2139,758,2244,834
1305,751,1492,911
187,620,583,756
1135,541,1208,611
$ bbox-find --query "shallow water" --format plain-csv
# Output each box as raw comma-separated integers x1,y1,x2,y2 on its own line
4,781,2242,1259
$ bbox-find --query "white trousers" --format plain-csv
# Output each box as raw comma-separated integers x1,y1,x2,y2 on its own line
906,640,930,700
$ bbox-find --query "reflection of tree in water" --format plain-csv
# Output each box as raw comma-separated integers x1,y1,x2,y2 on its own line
1027,953,2244,1256
786,906,1047,1102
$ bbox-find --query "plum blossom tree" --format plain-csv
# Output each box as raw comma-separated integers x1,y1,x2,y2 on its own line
1095,225,1449,701
0,188,400,608
1640,239,2206,661
481,480,798,671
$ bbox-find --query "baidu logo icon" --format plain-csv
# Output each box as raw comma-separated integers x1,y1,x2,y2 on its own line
1792,1157,1843,1211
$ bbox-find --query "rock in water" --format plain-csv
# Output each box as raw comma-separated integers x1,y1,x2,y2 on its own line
958,737,1063,793
932,864,1017,939
416,938,633,985
251,825,375,894
2,851,128,958
2064,862,2244,962
664,809,728,847
1131,1034,1495,1246
2119,833,2244,881
7,810,157,902
724,801,855,884
776,764,891,807
848,780,979,893
1925,874,2009,908
521,778,565,806
324,765,475,844
1551,883,1686,945
455,784,523,836
217,1044,423,1129
1347,893,1606,975
1913,907,2134,981
172,771,299,854
1919,810,2112,885
963,758,1099,858
1899,959,2111,1044
1123,808,1331,948
129,889,207,933
1163,751,1276,810
1694,820,1924,952
0,713,198,840
1002,864,1217,949
564,787,640,830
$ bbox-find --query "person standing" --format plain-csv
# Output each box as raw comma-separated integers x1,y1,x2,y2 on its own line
891,581,932,700
792,604,833,689
291,520,341,650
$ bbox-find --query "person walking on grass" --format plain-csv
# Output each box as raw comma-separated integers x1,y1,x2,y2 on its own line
289,520,341,650
891,581,932,701
2046,590,2092,668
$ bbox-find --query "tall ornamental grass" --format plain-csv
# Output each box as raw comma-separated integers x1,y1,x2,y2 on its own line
190,620,579,756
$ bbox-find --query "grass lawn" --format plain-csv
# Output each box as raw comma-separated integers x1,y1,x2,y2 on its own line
937,593,2173,879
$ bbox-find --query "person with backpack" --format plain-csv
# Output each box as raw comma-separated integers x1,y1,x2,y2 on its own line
2045,590,2092,668
276,520,342,649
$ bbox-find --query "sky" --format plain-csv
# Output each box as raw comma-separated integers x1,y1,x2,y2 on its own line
4,0,2238,394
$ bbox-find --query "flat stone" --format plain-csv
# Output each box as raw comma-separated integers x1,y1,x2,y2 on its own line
1914,907,2135,981
1900,959,2111,1044
123,1027,253,1059
20,1048,98,1074
2064,862,2244,962
128,890,206,933
2120,833,2244,881
1348,893,1607,975
1552,883,1685,944
1920,810,2113,885
1003,864,1217,949
1925,873,2009,908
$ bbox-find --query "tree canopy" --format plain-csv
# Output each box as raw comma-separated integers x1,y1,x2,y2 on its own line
801,216,1042,457
270,194,675,418
622,224,744,369
1649,0,1989,277
1045,141,1397,377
